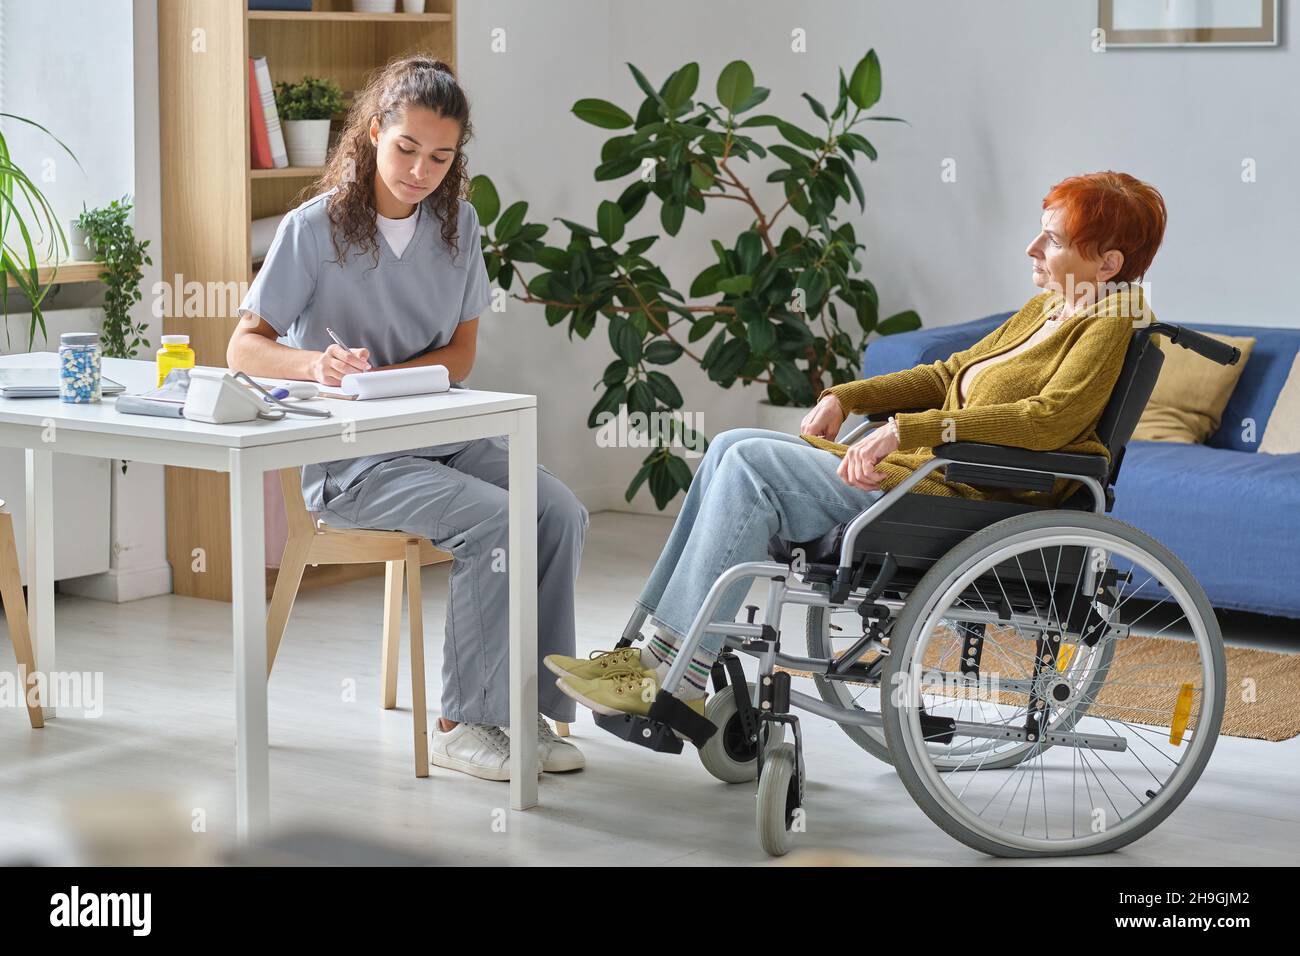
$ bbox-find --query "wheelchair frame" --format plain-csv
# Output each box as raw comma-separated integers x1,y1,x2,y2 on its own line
606,448,1115,743
596,319,1239,855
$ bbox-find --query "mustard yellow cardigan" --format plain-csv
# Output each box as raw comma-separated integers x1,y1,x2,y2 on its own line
801,287,1149,507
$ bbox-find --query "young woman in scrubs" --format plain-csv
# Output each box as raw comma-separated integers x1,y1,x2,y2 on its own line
229,56,588,781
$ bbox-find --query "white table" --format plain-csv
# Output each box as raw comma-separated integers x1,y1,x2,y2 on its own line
0,353,540,838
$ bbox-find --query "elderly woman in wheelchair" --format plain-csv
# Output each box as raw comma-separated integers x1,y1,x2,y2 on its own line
548,171,1237,858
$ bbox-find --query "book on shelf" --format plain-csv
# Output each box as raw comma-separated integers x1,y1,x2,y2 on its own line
251,55,288,168
249,58,273,169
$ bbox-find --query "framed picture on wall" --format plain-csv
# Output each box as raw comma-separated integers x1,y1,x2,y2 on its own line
1099,0,1279,47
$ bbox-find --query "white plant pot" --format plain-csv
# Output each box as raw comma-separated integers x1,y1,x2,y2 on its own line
68,220,93,260
756,399,866,442
402,0,426,11
283,119,331,167
353,0,397,12
756,399,813,436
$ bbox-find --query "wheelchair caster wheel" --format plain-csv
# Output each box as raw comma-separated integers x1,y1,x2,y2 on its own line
756,743,803,857
699,683,784,784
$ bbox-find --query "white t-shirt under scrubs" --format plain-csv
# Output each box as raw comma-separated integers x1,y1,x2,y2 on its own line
237,189,492,511
377,205,420,258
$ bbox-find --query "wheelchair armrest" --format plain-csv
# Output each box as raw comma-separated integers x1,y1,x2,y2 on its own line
933,441,1110,494
864,406,931,422
839,407,931,445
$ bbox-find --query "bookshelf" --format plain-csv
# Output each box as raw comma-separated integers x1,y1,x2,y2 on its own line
157,0,457,601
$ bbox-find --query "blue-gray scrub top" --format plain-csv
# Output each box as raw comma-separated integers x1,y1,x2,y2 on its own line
238,189,492,511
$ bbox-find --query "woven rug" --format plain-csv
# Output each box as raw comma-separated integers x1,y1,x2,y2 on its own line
780,623,1300,742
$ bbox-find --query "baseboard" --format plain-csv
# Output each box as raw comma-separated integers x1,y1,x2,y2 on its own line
572,482,682,519
59,562,174,603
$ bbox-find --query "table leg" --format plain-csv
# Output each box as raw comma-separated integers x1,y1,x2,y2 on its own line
508,406,539,809
25,448,55,720
229,450,269,841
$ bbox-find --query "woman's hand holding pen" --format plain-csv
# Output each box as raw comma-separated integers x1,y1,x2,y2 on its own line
310,344,371,386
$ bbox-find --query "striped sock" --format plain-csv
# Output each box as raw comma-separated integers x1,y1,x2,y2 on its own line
644,626,715,698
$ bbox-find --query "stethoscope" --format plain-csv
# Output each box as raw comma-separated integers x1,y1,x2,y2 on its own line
233,372,333,419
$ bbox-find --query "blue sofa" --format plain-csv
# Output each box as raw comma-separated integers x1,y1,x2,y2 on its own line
863,312,1300,620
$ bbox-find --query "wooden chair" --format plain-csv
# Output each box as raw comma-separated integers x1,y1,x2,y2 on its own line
0,499,44,729
265,470,570,778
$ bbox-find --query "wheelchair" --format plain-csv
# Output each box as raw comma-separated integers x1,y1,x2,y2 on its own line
598,320,1238,858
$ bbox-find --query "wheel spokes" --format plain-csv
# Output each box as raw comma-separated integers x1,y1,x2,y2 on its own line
895,526,1220,851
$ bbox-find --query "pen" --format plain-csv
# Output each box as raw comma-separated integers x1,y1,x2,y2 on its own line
325,327,371,371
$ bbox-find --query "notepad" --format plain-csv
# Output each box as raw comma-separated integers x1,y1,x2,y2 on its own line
338,364,451,400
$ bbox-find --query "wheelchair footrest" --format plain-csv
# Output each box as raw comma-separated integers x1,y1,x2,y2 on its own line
592,690,719,752
594,711,685,753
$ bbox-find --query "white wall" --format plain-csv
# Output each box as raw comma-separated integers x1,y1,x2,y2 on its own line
455,1,625,511
9,2,1289,535
821,0,1299,331
0,0,169,599
0,0,135,254
0,0,160,357
459,0,1298,517
459,0,835,516
37,0,1294,589
0,0,142,354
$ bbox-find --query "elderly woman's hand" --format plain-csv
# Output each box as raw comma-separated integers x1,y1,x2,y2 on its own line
837,420,901,491
801,394,846,440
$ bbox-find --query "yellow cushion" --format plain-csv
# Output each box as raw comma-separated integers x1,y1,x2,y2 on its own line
1130,331,1255,444
1259,353,1300,454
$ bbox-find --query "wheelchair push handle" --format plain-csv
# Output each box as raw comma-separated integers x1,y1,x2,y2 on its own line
1151,322,1241,367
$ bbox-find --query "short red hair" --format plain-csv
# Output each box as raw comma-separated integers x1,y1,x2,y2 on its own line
1042,172,1167,283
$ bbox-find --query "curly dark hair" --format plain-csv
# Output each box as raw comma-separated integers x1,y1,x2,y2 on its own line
299,54,473,268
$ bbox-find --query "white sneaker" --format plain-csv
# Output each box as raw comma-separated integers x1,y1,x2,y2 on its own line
429,722,542,782
535,714,585,773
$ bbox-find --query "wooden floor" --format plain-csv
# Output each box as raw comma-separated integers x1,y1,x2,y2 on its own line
2,512,1297,865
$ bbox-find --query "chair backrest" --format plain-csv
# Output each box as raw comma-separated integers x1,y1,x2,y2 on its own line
1091,328,1165,488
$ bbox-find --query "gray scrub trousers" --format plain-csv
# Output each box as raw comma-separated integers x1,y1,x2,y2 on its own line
239,189,586,726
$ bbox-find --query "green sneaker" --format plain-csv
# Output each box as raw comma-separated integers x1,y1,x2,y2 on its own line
544,646,651,682
555,667,707,720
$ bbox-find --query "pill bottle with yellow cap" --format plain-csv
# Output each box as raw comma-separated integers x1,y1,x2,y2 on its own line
156,334,196,387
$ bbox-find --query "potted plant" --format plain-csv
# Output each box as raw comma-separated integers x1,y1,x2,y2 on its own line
67,218,94,260
274,76,344,167
74,196,152,360
1,111,82,349
471,53,920,508
76,196,152,480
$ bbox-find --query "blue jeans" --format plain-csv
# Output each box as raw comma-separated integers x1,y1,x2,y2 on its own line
634,428,886,657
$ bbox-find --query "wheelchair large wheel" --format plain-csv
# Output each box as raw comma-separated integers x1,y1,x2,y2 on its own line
920,613,1119,772
807,598,1113,772
881,511,1225,858
806,605,893,764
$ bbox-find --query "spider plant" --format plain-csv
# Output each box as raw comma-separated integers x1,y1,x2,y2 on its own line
0,112,82,350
